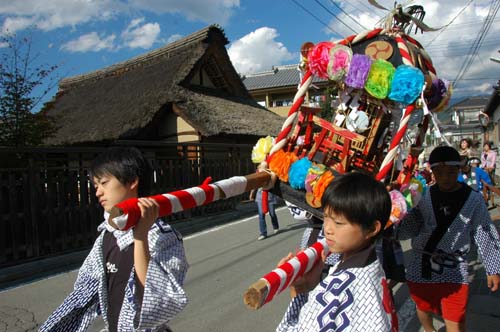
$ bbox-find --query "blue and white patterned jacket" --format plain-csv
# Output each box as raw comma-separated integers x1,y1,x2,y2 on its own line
398,186,500,284
40,217,189,332
279,245,397,332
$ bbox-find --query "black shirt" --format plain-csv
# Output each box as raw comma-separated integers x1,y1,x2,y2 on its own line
102,231,135,332
421,183,471,279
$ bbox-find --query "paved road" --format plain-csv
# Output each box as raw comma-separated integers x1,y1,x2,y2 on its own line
1,206,500,331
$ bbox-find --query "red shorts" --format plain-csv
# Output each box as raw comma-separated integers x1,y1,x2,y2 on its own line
407,281,469,323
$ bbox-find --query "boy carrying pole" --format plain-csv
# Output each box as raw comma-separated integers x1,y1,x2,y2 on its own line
398,146,500,332
40,147,189,332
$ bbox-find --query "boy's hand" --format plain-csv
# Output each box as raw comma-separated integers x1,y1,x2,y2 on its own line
487,274,500,292
134,197,160,239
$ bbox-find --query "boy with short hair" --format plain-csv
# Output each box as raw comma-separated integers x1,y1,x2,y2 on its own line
399,146,500,332
277,172,398,332
41,147,188,332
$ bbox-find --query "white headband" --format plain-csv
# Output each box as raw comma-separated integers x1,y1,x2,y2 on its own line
430,161,463,168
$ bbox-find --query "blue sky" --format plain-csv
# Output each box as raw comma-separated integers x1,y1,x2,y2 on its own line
1,0,499,111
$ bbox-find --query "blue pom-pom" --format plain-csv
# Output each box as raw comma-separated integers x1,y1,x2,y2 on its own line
288,158,312,189
388,65,425,105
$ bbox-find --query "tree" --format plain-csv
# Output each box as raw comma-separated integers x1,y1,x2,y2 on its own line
0,32,59,146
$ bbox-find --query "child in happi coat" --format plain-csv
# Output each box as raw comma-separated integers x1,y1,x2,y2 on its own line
398,146,500,332
276,172,398,332
276,216,341,332
40,147,188,332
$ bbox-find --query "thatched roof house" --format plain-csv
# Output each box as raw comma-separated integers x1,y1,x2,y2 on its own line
43,25,283,146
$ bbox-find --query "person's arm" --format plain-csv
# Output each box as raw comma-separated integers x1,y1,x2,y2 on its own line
133,198,160,293
470,200,500,292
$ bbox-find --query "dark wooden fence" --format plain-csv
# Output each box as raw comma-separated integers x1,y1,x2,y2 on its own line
0,142,255,268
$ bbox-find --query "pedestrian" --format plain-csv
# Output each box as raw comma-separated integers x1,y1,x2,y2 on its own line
276,172,397,332
250,186,280,240
420,161,434,186
398,146,500,332
458,156,492,203
458,138,472,158
40,147,189,332
481,141,497,185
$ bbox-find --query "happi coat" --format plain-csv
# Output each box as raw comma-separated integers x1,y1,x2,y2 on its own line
40,216,188,332
398,187,500,284
278,244,397,332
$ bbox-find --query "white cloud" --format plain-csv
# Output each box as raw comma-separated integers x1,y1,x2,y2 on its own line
121,18,160,49
1,16,36,34
0,0,120,31
228,27,294,74
61,31,116,52
0,0,239,32
167,33,183,44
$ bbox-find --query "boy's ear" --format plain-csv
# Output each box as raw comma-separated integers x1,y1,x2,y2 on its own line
365,220,382,240
129,177,139,192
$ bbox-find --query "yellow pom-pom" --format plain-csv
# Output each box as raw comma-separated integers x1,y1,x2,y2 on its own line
251,136,274,164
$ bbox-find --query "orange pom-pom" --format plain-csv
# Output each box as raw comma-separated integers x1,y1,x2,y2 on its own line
268,150,298,182
312,170,335,204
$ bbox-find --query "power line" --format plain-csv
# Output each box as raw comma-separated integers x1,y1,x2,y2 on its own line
327,0,368,31
351,0,384,14
312,0,359,34
453,0,500,88
425,0,474,47
288,0,343,36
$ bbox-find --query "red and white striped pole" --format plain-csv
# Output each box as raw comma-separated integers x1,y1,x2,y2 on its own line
244,239,329,309
261,70,313,213
108,173,271,230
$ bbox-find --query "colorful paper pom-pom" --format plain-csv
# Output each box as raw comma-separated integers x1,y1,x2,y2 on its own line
251,136,274,164
305,164,326,193
400,182,422,209
269,150,298,182
388,65,425,105
430,80,452,113
327,45,352,82
389,190,407,225
288,158,313,189
345,54,372,89
312,170,335,205
307,41,335,79
364,59,395,99
425,78,447,110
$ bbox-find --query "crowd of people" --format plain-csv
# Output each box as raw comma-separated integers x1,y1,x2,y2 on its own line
39,142,500,332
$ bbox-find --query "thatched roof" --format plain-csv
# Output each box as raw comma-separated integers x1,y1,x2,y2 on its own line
44,25,283,145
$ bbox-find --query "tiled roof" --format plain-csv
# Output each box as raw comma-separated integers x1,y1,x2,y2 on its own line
242,64,327,90
451,96,490,110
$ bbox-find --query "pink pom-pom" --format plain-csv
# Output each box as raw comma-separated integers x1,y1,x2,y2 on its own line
307,41,334,79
